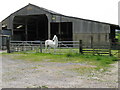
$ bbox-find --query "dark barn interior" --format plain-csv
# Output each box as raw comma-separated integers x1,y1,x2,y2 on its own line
50,22,73,41
13,14,48,41
110,25,120,42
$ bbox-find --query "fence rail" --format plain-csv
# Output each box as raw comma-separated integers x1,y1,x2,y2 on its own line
6,40,120,57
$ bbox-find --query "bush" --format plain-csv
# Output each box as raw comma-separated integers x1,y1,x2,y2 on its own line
66,53,73,57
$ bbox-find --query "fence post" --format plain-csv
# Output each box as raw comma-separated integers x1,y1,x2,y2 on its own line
79,40,83,54
118,50,120,59
109,39,112,56
118,43,120,59
93,47,95,55
6,39,10,53
40,41,42,53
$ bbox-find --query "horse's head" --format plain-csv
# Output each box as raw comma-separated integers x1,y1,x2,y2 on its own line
53,35,57,40
52,35,58,47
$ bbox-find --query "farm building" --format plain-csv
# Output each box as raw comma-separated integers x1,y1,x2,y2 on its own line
1,3,120,46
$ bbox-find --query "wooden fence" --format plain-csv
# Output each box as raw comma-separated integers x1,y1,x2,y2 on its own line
78,40,112,56
6,40,120,57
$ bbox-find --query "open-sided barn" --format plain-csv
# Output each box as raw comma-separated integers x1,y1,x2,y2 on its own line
1,3,120,46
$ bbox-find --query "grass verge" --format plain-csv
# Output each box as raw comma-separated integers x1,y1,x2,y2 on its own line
2,52,118,73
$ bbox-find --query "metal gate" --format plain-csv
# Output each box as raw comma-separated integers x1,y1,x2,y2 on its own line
9,41,43,53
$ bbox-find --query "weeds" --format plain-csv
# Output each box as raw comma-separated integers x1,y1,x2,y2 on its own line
37,85,48,88
3,52,118,72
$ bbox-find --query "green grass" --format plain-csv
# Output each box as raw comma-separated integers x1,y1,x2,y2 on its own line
42,48,79,54
116,33,120,42
66,53,117,67
2,49,118,74
5,52,117,68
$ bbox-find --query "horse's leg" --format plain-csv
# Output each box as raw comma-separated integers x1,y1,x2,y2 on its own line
54,47,56,54
45,44,48,53
48,46,51,53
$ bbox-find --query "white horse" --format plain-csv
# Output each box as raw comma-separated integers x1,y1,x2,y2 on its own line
45,35,58,53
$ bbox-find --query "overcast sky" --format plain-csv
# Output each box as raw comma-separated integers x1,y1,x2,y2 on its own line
0,0,119,24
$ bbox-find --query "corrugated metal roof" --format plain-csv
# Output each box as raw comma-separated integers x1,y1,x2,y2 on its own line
1,3,119,28
1,3,62,22
28,3,62,15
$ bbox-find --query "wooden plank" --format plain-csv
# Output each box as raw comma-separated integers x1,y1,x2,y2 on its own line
96,52,109,54
83,49,109,52
83,52,93,53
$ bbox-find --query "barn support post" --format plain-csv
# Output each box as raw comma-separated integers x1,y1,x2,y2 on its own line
36,21,39,39
10,16,14,37
58,22,61,40
79,40,83,54
40,41,42,53
6,38,10,53
48,21,50,39
25,18,28,41
91,35,93,48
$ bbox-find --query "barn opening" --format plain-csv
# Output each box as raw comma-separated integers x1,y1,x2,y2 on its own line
13,14,48,41
50,22,73,41
110,25,120,43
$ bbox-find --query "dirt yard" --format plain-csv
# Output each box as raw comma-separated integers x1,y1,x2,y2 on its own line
1,54,118,88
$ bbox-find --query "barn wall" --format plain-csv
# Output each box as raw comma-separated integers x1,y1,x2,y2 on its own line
1,4,112,46
2,4,55,40
0,22,1,30
71,18,110,45
52,15,110,45
48,14,111,46
10,5,50,16
2,4,53,30
53,15,110,34
51,15,72,22
2,13,111,45
73,19,110,34
73,33,110,46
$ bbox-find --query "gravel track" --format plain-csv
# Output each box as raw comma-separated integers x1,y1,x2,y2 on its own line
2,54,118,88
